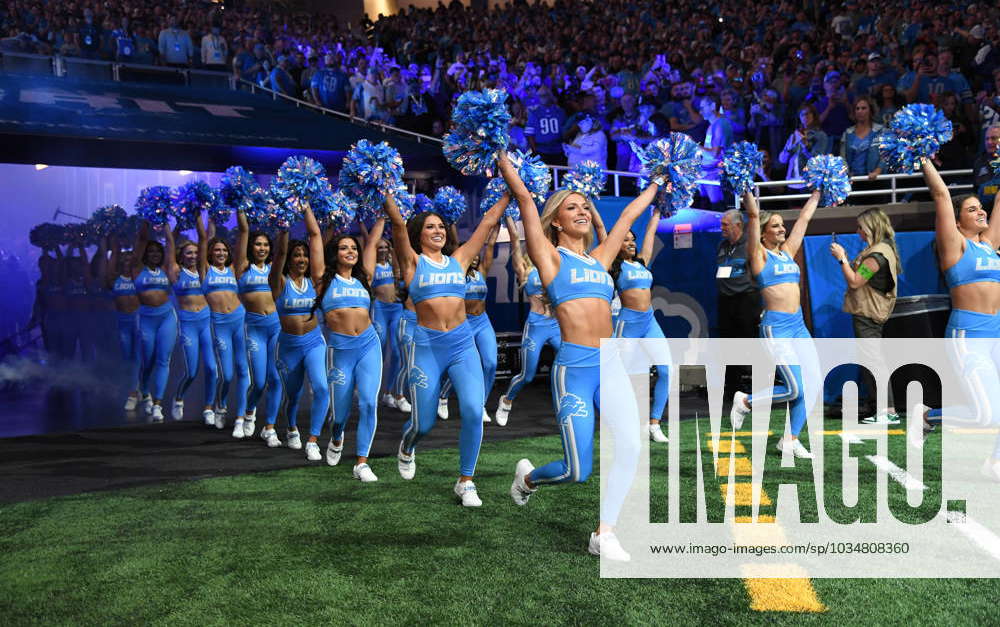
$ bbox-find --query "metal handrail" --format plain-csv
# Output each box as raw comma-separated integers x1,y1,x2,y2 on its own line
1,50,233,87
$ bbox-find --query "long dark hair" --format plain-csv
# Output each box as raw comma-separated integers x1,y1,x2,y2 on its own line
206,236,232,267
312,234,373,319
142,240,165,268
407,211,456,255
609,229,643,284
282,239,309,276
247,231,273,265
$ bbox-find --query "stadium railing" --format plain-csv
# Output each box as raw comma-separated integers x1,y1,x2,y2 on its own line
1,50,234,89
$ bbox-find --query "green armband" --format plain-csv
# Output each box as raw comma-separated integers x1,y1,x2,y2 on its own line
857,264,875,281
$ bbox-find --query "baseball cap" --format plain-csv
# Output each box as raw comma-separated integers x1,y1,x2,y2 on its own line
970,25,985,39
824,70,842,82
867,52,882,61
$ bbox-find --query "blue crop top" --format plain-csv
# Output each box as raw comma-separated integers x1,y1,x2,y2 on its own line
546,247,614,306
239,263,271,294
408,254,467,304
203,266,238,295
112,275,136,297
944,238,1000,289
173,268,203,297
321,274,371,312
756,248,800,288
372,262,395,289
136,267,170,293
616,259,653,292
276,276,316,317
465,270,488,302
523,267,544,297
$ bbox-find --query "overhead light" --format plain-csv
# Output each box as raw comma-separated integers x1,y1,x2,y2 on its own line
178,170,193,176
35,164,48,170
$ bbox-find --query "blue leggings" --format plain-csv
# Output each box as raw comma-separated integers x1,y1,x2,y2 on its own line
212,306,250,417
175,308,217,407
138,302,178,400
277,327,330,437
394,309,417,398
402,321,485,477
505,312,561,402
117,312,142,392
747,309,820,437
441,312,497,400
614,307,670,421
372,300,403,393
246,311,282,425
530,342,600,486
327,324,382,457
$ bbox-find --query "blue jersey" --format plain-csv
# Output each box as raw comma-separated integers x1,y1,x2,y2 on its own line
372,262,395,289
944,239,1000,289
525,104,567,154
203,266,238,295
311,67,350,111
616,259,653,293
173,268,203,297
112,275,136,297
523,266,544,297
756,248,800,288
239,263,271,294
408,254,466,304
136,267,170,293
321,274,371,312
546,247,614,307
276,276,316,317
465,270,488,302
111,28,135,59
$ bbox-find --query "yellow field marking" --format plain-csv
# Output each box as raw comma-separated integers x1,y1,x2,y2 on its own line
822,429,905,436
734,515,776,523
710,431,774,437
708,439,746,454
740,565,827,612
720,482,772,507
945,427,1000,434
715,456,754,477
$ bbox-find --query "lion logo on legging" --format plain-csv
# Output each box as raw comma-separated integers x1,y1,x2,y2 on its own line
328,367,346,386
522,336,537,353
246,336,260,353
557,393,589,423
409,366,429,389
215,337,228,352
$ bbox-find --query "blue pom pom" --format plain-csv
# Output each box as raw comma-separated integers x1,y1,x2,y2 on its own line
878,104,953,173
721,141,764,196
339,140,405,213
414,193,434,215
481,178,519,221
173,181,222,230
509,149,551,205
432,186,467,224
135,186,173,225
631,133,703,215
272,156,335,217
317,190,357,235
562,160,606,201
30,223,65,249
219,166,270,229
265,183,301,231
88,205,127,239
803,155,851,207
443,89,511,176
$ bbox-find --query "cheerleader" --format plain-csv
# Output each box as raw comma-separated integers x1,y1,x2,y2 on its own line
64,243,91,360
235,210,282,444
610,214,671,443
103,235,143,410
306,207,382,481
392,290,418,410
365,226,407,411
500,152,656,560
268,230,329,460
438,224,501,423
385,190,508,506
494,215,562,426
131,222,177,422
195,214,250,438
729,190,823,459
162,222,218,426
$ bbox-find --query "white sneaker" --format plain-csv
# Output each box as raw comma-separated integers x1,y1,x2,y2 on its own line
861,412,901,425
454,479,483,507
397,443,415,480
908,403,934,450
202,409,215,426
396,397,412,413
260,428,282,448
246,407,256,421
776,437,814,459
588,531,631,562
510,458,536,506
214,410,225,430
353,463,378,482
232,418,245,439
382,393,397,409
286,430,302,450
482,409,492,423
124,394,139,411
649,423,668,443
151,404,164,422
142,394,153,415
981,458,1000,482
305,441,322,461
495,396,512,426
171,399,184,421
326,439,344,466
242,418,255,438
438,398,449,420
730,391,750,430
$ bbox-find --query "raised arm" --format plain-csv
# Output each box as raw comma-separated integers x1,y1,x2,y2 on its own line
984,185,1000,250
105,235,119,290
498,151,558,281
504,215,528,284
163,223,179,282
591,182,659,269
922,158,964,264
92,236,108,288
384,193,417,277
235,209,249,274
479,222,500,275
131,221,149,278
743,191,764,274
591,204,608,243
453,193,508,269
782,189,821,257
195,210,208,277
636,207,660,265
269,230,288,295
362,217,386,282
303,204,325,285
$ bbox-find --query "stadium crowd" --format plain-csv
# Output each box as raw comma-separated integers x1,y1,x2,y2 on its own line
2,0,1000,191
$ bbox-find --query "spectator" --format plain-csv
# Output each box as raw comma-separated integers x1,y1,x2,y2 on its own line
110,16,136,63
311,53,351,113
300,55,320,99
972,125,1000,206
779,105,831,190
875,83,903,126
508,100,529,153
562,92,608,168
609,93,642,171
383,66,409,123
748,88,786,161
663,81,705,140
934,91,974,171
353,69,385,122
814,70,853,152
852,53,899,99
131,25,157,66
720,89,747,141
699,94,735,210
158,15,193,68
269,56,297,97
525,86,567,166
715,209,760,399
840,96,884,179
78,8,102,59
200,24,228,71
977,68,1000,133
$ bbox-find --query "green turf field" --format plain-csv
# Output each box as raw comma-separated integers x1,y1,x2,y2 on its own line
1,421,998,625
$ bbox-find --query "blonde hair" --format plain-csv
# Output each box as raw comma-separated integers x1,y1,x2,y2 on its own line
856,207,902,274
757,210,780,244
540,189,596,250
